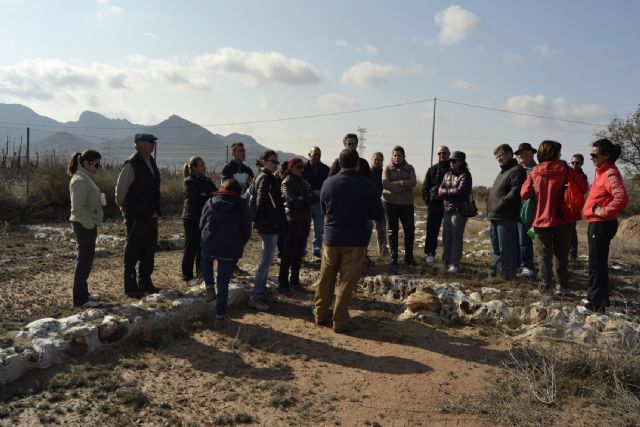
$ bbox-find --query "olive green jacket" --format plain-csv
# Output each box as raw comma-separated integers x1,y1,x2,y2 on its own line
69,166,104,229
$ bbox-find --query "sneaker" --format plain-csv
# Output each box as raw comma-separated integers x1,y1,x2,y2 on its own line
425,255,435,264
248,295,271,312
389,262,398,275
140,284,161,295
125,290,144,299
89,294,101,302
447,265,459,274
315,318,330,327
204,287,217,303
81,300,100,308
186,278,200,287
521,267,535,278
334,321,360,334
577,304,593,315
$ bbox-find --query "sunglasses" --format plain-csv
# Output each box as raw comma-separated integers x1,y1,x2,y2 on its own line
570,161,582,165
437,152,449,156
590,153,600,159
267,159,280,165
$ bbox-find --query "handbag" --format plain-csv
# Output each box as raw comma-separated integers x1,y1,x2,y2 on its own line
459,198,478,218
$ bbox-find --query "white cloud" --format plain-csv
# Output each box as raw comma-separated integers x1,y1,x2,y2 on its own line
316,93,356,112
451,79,473,90
195,47,323,86
335,39,378,55
143,32,157,40
96,0,122,19
259,95,271,109
506,94,608,127
503,52,525,63
335,39,349,48
533,44,553,58
434,5,480,45
341,61,404,86
359,43,378,55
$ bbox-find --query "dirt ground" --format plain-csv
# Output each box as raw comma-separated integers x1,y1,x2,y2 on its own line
1,209,638,426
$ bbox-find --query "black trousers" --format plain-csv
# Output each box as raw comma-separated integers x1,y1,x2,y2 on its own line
384,202,415,263
587,220,618,311
123,217,158,292
424,201,444,256
277,223,288,259
72,221,97,306
181,218,202,281
568,221,579,259
278,220,310,287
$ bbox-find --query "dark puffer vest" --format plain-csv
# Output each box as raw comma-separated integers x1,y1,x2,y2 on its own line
123,153,161,219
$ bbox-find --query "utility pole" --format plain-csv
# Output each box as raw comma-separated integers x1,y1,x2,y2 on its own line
26,127,30,198
356,126,367,158
225,145,229,164
430,97,437,167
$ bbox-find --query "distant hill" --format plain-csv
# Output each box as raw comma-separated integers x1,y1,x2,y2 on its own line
0,103,301,172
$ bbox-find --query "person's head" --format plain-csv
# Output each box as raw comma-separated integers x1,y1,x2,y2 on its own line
371,151,384,168
308,146,321,165
437,145,450,163
220,179,242,195
391,145,406,165
591,138,622,167
279,160,289,177
339,148,359,170
287,157,305,178
449,151,467,171
571,154,585,171
231,141,246,163
67,150,102,177
183,156,205,178
134,132,157,157
258,149,279,173
515,143,537,167
343,133,358,151
536,140,562,163
494,144,514,166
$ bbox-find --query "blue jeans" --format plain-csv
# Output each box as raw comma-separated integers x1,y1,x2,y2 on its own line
310,203,324,256
490,220,518,279
201,256,235,317
517,221,534,269
253,233,278,295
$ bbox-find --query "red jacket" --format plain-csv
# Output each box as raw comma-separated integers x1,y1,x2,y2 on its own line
583,162,628,222
520,161,588,228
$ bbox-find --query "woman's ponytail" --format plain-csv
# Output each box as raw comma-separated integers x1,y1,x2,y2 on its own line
67,152,82,176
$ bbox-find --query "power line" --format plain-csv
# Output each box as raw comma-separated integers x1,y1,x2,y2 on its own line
438,98,607,128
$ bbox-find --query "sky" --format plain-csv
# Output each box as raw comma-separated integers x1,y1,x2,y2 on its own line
1,0,639,185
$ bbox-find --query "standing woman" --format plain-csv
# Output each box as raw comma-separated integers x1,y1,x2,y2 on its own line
68,150,104,308
520,140,588,296
279,157,317,294
249,150,285,312
581,139,628,313
181,156,218,293
438,151,472,273
382,145,417,271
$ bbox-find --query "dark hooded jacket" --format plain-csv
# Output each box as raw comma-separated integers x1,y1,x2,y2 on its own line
422,161,449,205
254,170,286,234
199,190,252,259
487,159,526,221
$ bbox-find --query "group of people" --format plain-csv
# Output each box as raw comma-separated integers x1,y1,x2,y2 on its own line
67,131,628,333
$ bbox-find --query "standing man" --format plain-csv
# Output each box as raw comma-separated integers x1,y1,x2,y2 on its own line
221,141,254,192
370,152,388,256
487,144,526,280
115,132,161,298
569,153,589,261
422,146,450,263
304,146,330,258
329,133,372,179
313,149,384,333
514,143,538,277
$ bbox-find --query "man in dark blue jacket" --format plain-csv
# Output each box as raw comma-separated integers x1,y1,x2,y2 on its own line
304,146,330,258
313,149,384,333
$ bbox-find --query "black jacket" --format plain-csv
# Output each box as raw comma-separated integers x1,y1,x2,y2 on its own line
487,159,526,221
282,175,318,222
303,161,330,191
422,161,449,205
329,157,373,180
199,191,252,260
321,170,384,247
371,165,384,197
181,175,218,221
254,170,286,234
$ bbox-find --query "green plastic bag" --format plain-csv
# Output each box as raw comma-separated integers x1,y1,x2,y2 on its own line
520,185,536,230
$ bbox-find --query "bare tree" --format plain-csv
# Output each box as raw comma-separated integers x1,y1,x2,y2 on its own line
595,104,640,177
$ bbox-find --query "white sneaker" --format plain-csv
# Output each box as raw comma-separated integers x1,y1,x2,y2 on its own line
425,255,435,264
447,265,459,274
248,296,270,312
186,278,200,287
521,267,535,278
576,305,593,315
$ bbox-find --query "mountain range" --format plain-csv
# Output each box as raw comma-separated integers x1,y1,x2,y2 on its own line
0,103,300,171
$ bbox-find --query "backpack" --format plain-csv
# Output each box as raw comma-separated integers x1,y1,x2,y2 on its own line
560,164,585,221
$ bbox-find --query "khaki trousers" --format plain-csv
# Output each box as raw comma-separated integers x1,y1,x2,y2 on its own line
313,245,367,329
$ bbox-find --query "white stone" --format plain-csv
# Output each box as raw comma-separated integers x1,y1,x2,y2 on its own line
481,287,500,296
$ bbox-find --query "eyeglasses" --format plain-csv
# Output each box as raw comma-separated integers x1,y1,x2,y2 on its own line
590,153,600,159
